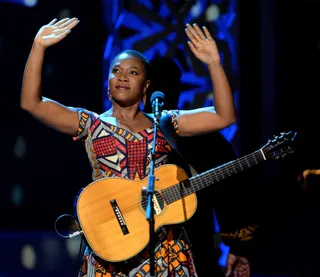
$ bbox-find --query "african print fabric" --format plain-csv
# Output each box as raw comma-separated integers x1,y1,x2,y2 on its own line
74,109,198,277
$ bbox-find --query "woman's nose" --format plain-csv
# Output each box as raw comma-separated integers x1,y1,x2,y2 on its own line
118,74,128,81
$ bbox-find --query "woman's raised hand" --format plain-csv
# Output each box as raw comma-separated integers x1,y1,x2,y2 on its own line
34,17,79,49
185,23,220,65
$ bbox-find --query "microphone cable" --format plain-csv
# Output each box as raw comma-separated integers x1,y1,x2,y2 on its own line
54,213,84,261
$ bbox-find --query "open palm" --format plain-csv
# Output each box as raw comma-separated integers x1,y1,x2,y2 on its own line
185,23,220,65
34,17,79,48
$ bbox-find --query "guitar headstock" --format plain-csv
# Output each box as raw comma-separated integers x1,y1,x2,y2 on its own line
262,131,297,160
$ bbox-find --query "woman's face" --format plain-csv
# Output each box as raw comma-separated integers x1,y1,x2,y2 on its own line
108,53,150,107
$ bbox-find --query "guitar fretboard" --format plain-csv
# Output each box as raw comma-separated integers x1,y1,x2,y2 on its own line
162,150,265,204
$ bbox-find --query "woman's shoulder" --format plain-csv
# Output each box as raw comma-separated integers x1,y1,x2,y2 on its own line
76,107,100,119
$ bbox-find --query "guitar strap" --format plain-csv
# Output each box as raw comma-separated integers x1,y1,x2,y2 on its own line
143,111,198,177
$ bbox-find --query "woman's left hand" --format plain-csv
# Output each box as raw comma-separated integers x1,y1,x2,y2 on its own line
185,23,220,65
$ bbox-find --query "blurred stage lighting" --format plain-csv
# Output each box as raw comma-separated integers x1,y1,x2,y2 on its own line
41,238,61,270
213,212,230,267
13,135,26,159
66,236,82,258
0,0,38,7
58,8,72,19
190,1,202,18
12,183,24,206
206,4,220,21
21,244,36,269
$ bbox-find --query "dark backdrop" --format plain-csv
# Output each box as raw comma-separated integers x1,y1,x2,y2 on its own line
0,0,104,231
239,0,320,275
0,0,320,276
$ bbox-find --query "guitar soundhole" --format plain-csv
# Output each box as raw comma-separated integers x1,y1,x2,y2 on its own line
141,190,165,215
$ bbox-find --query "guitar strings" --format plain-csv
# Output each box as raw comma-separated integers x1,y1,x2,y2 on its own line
162,152,265,204
104,152,265,215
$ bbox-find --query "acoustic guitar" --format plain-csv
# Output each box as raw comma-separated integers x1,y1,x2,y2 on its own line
75,131,297,262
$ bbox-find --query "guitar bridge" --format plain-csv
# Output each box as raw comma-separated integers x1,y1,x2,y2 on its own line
110,199,129,235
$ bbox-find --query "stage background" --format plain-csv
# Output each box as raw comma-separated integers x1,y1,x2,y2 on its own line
0,0,319,276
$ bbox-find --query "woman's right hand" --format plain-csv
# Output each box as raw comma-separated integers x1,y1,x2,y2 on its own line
34,17,79,49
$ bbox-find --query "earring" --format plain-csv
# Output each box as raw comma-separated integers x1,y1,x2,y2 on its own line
142,93,146,108
107,88,112,101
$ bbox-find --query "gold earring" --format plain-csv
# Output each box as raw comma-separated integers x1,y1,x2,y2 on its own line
142,94,146,107
108,89,112,101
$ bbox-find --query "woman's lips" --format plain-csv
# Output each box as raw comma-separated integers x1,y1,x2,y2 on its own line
116,85,130,90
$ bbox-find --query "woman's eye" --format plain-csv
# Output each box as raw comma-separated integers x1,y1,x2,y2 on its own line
130,71,138,75
112,68,119,73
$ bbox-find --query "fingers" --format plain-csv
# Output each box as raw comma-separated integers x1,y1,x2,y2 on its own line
186,41,197,55
52,18,79,35
48,17,79,30
202,26,213,40
233,262,250,277
185,23,215,53
54,29,72,42
225,265,232,277
52,18,79,40
185,23,212,41
54,17,71,26
226,254,236,277
185,26,200,53
226,255,250,277
57,17,79,29
48,18,58,25
191,23,206,40
234,267,250,277
185,23,202,46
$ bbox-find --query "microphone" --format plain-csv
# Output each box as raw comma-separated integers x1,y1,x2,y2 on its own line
150,91,165,120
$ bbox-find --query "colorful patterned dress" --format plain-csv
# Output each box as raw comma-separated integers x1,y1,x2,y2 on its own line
74,109,198,277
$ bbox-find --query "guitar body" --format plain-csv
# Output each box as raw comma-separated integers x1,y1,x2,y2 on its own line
74,130,297,263
76,164,197,262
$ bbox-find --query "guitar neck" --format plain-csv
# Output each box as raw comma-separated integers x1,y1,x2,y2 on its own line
162,149,266,204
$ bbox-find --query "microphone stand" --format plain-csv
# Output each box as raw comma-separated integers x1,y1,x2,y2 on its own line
146,114,160,277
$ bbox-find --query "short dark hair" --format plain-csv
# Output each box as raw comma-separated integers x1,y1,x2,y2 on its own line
111,49,151,79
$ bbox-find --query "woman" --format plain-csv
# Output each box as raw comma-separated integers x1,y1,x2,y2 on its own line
21,17,249,277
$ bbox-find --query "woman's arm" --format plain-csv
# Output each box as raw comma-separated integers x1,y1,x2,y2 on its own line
21,17,80,136
178,23,236,137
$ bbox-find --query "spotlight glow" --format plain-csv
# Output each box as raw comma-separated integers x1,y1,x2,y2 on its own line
21,244,36,269
190,1,202,18
206,4,220,22
12,183,23,206
13,136,26,159
24,0,37,7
